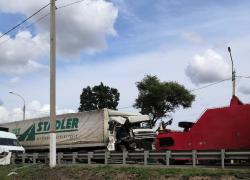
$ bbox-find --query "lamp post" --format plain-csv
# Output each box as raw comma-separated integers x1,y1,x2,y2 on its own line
228,47,236,97
9,92,25,120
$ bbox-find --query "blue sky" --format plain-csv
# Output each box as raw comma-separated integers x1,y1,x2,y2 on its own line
0,0,250,129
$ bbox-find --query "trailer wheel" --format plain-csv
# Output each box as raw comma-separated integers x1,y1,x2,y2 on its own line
76,158,88,163
198,160,218,165
93,159,105,164
119,145,127,151
158,158,175,165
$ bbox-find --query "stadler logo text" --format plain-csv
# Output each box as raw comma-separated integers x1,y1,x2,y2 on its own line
13,118,79,142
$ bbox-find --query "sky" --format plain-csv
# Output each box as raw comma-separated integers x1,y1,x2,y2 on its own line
0,0,250,129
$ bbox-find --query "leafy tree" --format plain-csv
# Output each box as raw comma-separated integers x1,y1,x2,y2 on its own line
133,75,195,127
78,82,120,112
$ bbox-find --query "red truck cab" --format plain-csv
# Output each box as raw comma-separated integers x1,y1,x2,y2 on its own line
156,96,250,151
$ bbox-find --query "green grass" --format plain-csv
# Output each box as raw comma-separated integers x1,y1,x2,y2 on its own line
0,164,250,180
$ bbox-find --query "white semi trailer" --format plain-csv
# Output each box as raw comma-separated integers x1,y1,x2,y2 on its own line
0,109,155,152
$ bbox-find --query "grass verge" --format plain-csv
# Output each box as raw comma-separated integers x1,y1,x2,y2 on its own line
0,164,250,180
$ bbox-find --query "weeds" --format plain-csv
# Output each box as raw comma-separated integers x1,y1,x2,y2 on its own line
1,164,250,180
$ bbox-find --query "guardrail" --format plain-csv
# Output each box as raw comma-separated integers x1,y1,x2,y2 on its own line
2,149,250,169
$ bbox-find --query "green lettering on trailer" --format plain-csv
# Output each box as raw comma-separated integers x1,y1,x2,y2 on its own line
72,118,79,128
56,120,61,130
43,121,49,131
66,119,72,129
16,118,79,142
18,123,36,141
61,119,66,129
37,122,43,132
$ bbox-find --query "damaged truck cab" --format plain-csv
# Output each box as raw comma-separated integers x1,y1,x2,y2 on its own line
107,110,156,151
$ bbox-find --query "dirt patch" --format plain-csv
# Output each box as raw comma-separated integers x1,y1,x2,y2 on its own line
26,168,237,180
3,165,248,180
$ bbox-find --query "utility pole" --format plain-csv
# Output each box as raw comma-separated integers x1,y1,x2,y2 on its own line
228,47,236,98
50,0,56,168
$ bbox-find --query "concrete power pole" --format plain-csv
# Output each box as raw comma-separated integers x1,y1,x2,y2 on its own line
50,0,56,168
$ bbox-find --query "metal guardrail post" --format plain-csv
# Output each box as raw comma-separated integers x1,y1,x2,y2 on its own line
45,153,49,165
33,153,38,164
105,151,110,165
166,150,171,168
88,152,93,165
192,150,197,168
73,152,78,165
221,149,225,169
58,153,63,165
22,153,27,164
11,153,16,164
123,151,128,166
144,151,149,166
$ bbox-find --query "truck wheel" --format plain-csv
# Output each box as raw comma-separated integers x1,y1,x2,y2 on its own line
76,158,87,163
93,159,105,164
175,160,189,165
158,158,175,165
119,145,127,151
199,160,218,165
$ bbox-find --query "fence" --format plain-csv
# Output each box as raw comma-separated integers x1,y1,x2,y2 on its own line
2,149,250,169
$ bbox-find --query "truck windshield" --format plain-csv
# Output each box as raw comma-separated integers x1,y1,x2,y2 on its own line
131,121,152,129
0,138,22,146
140,121,152,128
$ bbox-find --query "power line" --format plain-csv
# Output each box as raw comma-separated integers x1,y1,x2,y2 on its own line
57,0,84,9
26,109,49,113
0,13,50,46
117,78,233,110
0,3,50,39
0,109,23,121
237,76,250,78
189,78,231,92
0,0,84,46
118,106,133,110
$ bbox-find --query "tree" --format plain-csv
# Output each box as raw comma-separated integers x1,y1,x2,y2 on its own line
133,75,195,127
78,82,120,112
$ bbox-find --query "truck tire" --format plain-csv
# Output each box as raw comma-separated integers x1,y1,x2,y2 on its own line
93,159,105,164
119,145,127,151
76,158,88,163
198,160,218,165
158,158,176,165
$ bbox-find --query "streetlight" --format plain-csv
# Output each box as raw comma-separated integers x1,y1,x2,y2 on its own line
228,47,236,97
9,92,25,120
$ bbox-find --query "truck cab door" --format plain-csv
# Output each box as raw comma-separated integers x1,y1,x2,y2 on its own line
236,115,250,147
191,133,203,150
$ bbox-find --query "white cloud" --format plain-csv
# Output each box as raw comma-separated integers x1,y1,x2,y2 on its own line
110,0,137,19
0,60,49,75
0,31,50,75
27,100,75,115
0,100,76,124
180,30,205,44
238,83,250,95
0,0,118,63
0,31,49,66
185,49,231,85
0,107,23,124
10,77,21,85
